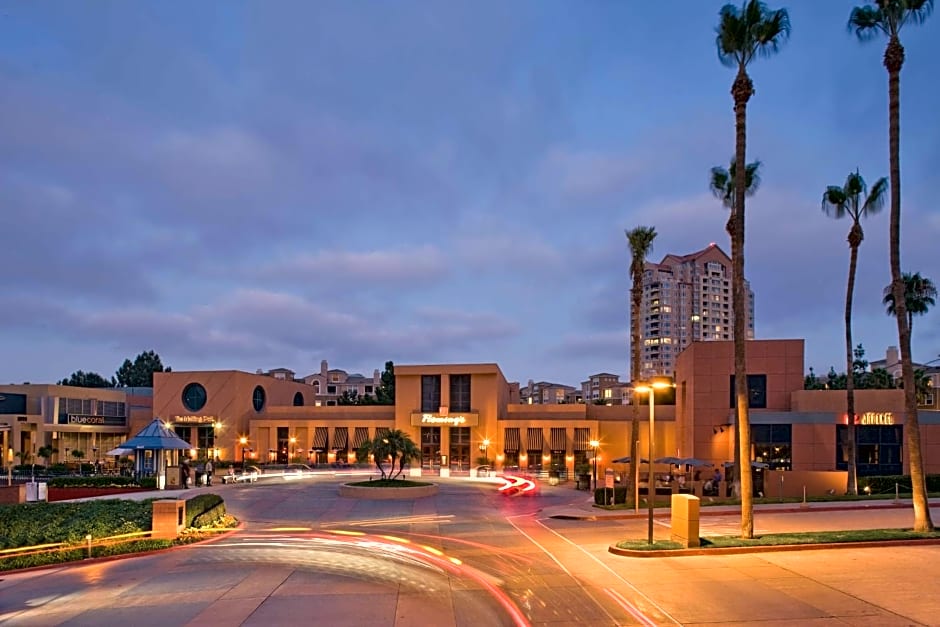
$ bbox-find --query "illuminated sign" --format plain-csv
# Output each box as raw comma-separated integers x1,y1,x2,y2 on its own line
67,415,125,426
410,412,479,426
859,412,894,426
173,415,217,424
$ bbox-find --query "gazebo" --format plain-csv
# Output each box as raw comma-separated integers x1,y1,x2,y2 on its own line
110,419,193,490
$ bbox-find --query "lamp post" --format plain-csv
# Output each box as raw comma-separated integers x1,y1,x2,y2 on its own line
482,438,490,464
635,376,674,545
239,437,248,469
589,439,599,491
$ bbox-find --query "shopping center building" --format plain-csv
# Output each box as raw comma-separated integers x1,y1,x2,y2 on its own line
4,338,938,493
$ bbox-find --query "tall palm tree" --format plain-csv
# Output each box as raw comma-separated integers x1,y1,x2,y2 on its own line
851,0,935,533
626,226,657,498
716,0,790,539
710,159,763,237
710,158,762,498
883,271,937,332
822,170,888,496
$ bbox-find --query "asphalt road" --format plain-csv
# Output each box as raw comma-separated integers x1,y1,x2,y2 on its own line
2,475,939,626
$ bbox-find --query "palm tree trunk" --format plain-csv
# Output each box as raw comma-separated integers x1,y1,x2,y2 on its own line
732,66,753,539
885,36,933,532
630,275,642,499
845,238,859,496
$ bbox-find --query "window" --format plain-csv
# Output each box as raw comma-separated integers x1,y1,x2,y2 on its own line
729,374,767,409
293,392,304,407
449,374,471,412
421,375,441,412
327,385,336,394
365,385,373,394
182,383,207,411
252,386,266,412
751,424,791,470
837,425,902,476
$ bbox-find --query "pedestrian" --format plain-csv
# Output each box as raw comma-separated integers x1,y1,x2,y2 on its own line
181,459,191,489
205,458,214,486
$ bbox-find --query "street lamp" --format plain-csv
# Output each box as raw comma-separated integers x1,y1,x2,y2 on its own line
635,376,674,545
239,437,248,469
589,439,599,491
481,438,490,465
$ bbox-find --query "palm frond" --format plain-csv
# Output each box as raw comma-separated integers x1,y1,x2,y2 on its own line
862,176,888,215
848,5,887,40
822,186,849,218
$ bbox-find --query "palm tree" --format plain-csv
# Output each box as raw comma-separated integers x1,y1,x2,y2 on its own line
709,158,763,237
822,170,888,495
850,0,934,533
883,271,937,333
626,226,657,498
710,158,762,498
716,0,790,539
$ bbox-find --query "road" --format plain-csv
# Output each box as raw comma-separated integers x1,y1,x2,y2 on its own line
1,475,939,626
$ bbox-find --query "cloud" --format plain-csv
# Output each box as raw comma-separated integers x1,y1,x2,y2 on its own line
253,246,450,286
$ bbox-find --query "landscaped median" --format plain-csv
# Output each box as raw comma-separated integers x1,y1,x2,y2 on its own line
339,478,438,499
609,528,940,557
0,493,238,572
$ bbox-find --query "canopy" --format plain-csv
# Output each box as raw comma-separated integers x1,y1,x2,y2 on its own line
678,457,713,468
118,419,193,451
106,447,133,456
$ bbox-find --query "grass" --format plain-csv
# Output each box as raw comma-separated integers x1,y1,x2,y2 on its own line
616,528,940,552
595,491,932,511
347,479,433,488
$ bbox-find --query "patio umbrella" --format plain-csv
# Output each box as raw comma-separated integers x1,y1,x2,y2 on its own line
106,447,133,456
722,461,770,469
653,456,684,466
679,457,713,468
611,456,649,464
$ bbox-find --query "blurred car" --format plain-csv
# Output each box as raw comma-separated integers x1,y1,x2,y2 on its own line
221,465,260,484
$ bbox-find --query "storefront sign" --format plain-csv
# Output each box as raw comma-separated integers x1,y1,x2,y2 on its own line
410,412,479,426
173,415,217,424
67,414,126,426
859,412,894,425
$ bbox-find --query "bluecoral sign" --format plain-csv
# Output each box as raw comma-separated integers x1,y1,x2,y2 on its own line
410,412,479,427
66,414,126,426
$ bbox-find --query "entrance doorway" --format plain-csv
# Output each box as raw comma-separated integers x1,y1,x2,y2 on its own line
421,427,441,472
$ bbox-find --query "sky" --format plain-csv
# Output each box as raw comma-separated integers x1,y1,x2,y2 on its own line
1,1,938,388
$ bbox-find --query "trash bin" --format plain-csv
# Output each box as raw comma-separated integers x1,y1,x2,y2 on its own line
37,482,47,502
26,482,47,502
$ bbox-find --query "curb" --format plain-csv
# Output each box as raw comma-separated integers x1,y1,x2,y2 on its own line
608,536,940,558
549,501,913,521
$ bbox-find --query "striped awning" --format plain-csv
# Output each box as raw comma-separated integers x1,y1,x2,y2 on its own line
550,428,567,453
332,427,349,450
353,427,370,450
312,427,329,451
527,427,544,452
574,427,590,452
375,427,389,440
504,427,520,452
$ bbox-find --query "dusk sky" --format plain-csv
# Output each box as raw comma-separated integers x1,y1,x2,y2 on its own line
1,1,937,388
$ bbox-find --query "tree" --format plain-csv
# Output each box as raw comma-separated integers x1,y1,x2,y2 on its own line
115,350,171,387
709,158,763,236
37,445,57,467
822,170,888,495
356,429,419,480
710,157,762,499
337,389,376,405
716,0,790,539
57,370,116,388
375,361,396,405
850,0,934,533
626,226,657,496
883,271,937,334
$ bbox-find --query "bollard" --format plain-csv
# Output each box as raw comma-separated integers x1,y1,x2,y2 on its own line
86,534,92,559
800,485,808,509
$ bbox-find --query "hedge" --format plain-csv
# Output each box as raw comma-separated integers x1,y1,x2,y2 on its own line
0,499,153,549
0,539,174,572
185,493,226,528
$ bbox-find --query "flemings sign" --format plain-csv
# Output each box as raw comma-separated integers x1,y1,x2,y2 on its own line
410,412,479,427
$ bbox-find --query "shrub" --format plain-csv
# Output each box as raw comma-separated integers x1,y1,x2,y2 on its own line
185,493,225,528
0,499,153,548
47,476,139,488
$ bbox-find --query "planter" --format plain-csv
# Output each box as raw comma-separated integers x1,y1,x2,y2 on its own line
47,487,150,502
339,483,438,500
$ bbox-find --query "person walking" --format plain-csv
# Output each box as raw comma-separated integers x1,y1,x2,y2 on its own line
181,459,191,489
204,458,214,486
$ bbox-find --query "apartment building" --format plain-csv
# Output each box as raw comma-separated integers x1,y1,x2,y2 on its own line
580,373,625,405
520,380,578,404
259,361,381,406
636,243,754,379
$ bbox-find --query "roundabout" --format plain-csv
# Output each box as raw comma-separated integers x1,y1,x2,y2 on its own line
337,480,439,499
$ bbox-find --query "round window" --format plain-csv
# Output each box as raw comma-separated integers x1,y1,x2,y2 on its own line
252,385,266,412
182,383,207,412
